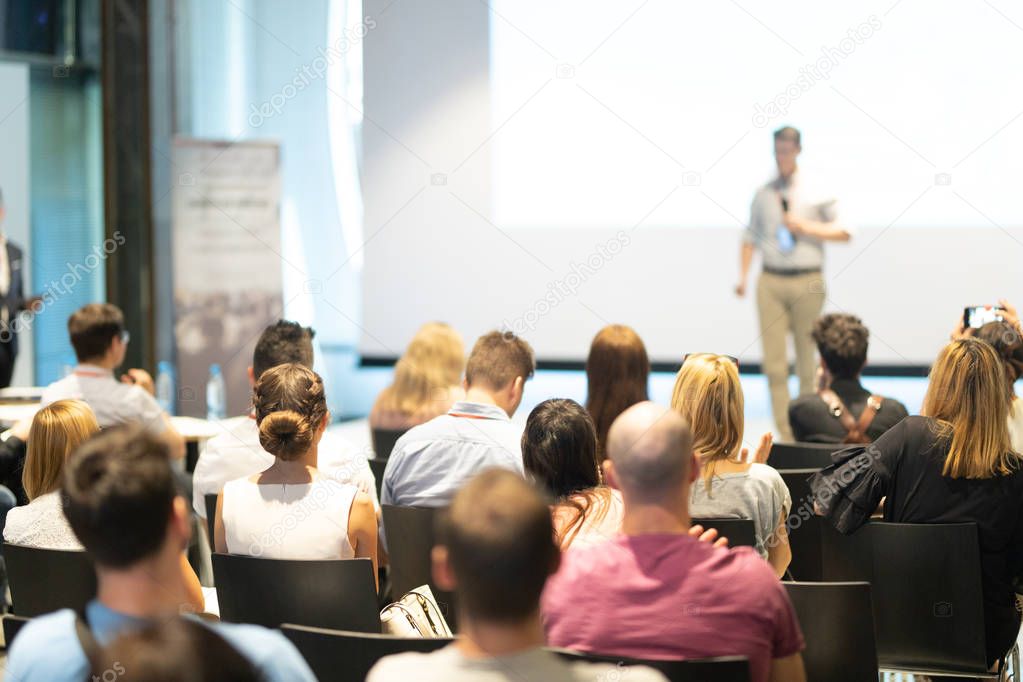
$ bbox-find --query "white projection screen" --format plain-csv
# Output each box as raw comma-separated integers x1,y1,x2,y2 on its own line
361,0,1023,367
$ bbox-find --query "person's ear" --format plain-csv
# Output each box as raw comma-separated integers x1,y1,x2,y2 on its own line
689,452,701,484
171,497,191,548
602,460,619,490
461,377,470,392
512,376,524,400
431,545,456,591
318,412,330,434
247,366,255,387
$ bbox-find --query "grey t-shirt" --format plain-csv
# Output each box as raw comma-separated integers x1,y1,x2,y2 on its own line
690,463,792,559
743,172,838,271
367,644,667,682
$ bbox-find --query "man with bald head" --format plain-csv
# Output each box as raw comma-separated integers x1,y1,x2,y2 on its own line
368,469,666,682
542,402,806,682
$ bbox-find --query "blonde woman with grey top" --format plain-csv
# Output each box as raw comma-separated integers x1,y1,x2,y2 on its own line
671,353,791,577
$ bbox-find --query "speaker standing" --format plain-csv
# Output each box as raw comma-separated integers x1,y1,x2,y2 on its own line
735,127,851,440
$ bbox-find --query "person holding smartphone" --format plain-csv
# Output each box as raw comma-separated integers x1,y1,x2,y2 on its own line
735,127,851,440
953,299,1023,453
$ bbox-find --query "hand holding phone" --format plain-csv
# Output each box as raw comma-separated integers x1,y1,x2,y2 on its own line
963,305,1004,329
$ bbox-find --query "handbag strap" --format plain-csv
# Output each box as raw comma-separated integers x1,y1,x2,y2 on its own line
819,389,883,443
381,589,451,637
382,601,430,636
74,609,104,673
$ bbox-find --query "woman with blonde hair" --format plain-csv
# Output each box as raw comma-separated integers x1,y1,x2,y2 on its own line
585,325,649,461
670,353,790,577
370,322,465,432
812,338,1023,670
216,364,378,585
5,399,207,612
4,399,98,549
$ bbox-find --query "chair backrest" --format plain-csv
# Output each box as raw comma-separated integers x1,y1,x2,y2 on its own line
212,554,379,633
2,614,30,648
821,522,989,674
368,458,387,501
4,543,97,617
371,428,408,460
778,468,823,581
690,518,756,548
769,442,837,470
784,581,878,682
381,505,457,625
552,649,751,682
204,493,218,543
281,624,452,681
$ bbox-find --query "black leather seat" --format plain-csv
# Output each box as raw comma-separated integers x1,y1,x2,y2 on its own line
212,554,379,632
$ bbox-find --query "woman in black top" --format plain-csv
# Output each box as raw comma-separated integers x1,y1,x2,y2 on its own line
811,338,1023,670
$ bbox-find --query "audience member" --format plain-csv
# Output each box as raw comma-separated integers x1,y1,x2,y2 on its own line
193,320,376,520
4,402,204,610
382,331,535,507
91,618,260,682
671,353,791,576
970,317,1023,453
370,322,465,432
368,469,666,682
521,398,623,549
585,324,649,460
4,399,98,549
788,313,908,443
5,424,313,681
215,364,377,575
812,338,1023,671
41,303,185,459
0,416,32,505
543,402,806,682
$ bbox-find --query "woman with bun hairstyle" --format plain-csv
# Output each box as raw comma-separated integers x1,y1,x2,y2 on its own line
214,364,377,583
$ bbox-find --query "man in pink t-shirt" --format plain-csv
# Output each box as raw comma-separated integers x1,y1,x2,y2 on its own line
541,402,806,682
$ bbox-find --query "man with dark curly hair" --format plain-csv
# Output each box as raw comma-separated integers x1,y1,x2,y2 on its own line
788,313,908,443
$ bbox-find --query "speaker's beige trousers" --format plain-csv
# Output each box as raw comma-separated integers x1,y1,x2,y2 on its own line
756,270,826,440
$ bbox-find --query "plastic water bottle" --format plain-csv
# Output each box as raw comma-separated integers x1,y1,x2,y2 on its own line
155,361,176,415
206,364,226,421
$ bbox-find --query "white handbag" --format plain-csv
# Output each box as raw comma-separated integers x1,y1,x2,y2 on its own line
380,585,453,638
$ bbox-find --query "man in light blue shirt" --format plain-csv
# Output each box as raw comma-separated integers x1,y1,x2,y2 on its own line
382,331,535,508
5,424,315,682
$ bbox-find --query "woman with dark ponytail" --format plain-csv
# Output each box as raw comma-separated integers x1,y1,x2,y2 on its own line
214,364,377,582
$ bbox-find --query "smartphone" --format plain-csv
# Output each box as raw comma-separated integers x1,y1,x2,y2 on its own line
964,305,1004,329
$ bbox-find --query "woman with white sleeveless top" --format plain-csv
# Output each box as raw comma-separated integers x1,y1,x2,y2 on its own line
214,364,378,584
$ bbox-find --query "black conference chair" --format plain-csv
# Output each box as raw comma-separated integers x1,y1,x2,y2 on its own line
553,649,750,682
381,505,457,628
281,624,452,681
371,428,408,460
769,442,837,470
778,468,823,581
821,521,1018,677
691,517,756,549
2,613,30,648
4,544,97,617
212,554,379,633
368,458,387,501
784,581,878,682
204,493,218,544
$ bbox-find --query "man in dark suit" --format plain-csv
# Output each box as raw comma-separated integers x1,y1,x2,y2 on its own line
0,188,37,388
788,313,909,443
